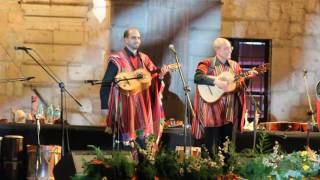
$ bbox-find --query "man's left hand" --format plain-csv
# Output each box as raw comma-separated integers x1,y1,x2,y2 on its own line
159,65,170,79
248,68,259,78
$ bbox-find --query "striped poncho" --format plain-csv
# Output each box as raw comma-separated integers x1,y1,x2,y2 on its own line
192,57,247,139
106,50,165,143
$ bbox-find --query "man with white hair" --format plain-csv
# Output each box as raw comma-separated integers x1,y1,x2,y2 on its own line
192,37,255,155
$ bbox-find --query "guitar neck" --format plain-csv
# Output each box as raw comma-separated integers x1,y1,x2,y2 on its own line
235,71,253,80
234,63,268,81
149,63,180,74
150,68,162,74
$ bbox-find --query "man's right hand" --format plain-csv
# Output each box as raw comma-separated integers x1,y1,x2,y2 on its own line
101,109,109,117
214,78,228,91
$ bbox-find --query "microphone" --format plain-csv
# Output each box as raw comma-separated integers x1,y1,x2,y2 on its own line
168,44,176,54
24,77,35,81
84,80,99,84
14,46,32,51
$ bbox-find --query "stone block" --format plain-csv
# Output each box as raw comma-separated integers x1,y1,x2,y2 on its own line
68,63,94,81
302,35,318,49
243,0,268,20
6,82,14,96
81,46,105,63
289,1,305,22
305,0,320,13
305,14,320,35
290,105,310,121
8,11,23,23
25,17,59,30
22,44,53,62
0,47,9,61
0,62,7,78
271,72,291,92
268,21,290,39
51,0,92,5
233,21,248,37
272,47,291,67
289,23,303,38
6,63,23,79
221,0,245,20
20,0,50,4
21,4,88,18
270,91,299,121
290,48,302,70
291,36,303,48
268,1,281,21
299,49,320,71
0,11,8,23
279,1,291,21
58,22,85,31
221,21,233,37
24,30,53,44
53,45,84,62
22,64,67,83
53,31,84,45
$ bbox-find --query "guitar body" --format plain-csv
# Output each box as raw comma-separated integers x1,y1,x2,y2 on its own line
197,63,269,103
116,68,152,96
115,63,180,96
198,71,237,103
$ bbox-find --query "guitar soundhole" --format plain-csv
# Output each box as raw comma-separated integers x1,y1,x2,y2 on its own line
137,74,143,79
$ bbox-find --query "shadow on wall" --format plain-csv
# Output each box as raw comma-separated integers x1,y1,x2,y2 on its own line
108,0,221,121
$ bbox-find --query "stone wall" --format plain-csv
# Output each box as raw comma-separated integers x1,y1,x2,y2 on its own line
221,0,320,122
0,0,221,124
1,0,317,124
0,0,111,125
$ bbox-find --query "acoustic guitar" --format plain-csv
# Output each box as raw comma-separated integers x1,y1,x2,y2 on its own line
197,63,269,103
115,63,180,96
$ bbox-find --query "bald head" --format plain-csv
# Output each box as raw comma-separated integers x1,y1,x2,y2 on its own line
213,38,231,50
213,38,233,62
123,28,141,51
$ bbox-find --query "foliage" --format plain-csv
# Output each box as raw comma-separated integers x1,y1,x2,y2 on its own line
72,133,320,180
255,131,273,154
71,145,135,180
270,148,320,179
155,145,181,179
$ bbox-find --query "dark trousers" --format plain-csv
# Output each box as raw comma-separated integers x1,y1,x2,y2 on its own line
204,123,233,156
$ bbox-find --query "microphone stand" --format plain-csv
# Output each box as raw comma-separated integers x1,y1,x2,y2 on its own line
0,77,34,83
303,70,315,147
169,49,195,159
85,77,143,151
34,114,41,179
19,48,82,157
243,79,261,151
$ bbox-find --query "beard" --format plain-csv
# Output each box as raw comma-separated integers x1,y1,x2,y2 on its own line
128,42,140,50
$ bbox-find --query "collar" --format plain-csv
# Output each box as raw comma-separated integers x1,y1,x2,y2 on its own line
124,47,139,58
215,57,230,67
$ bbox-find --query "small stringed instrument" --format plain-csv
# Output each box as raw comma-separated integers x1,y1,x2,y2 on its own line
115,63,180,96
197,63,269,103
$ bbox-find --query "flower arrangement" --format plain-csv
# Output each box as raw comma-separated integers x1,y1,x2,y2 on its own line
72,132,320,180
270,147,320,179
71,145,135,180
231,132,320,179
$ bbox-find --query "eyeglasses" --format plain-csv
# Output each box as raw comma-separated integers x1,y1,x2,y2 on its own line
222,46,234,51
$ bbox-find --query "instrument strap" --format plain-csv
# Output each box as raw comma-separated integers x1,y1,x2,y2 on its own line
119,50,146,71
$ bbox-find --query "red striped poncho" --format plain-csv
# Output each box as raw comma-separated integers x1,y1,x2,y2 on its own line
106,50,165,143
192,57,247,139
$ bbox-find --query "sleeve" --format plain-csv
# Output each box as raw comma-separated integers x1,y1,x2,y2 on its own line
100,61,118,109
194,61,215,85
